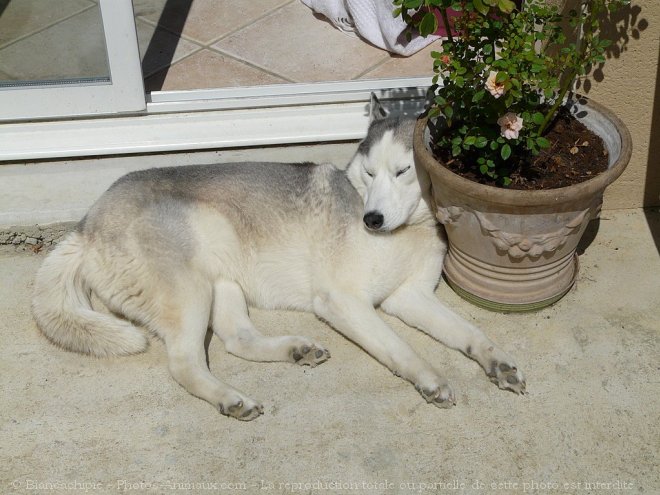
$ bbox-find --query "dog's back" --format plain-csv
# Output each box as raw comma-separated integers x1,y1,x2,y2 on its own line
81,161,359,250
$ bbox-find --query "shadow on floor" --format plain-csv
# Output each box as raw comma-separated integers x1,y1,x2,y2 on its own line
643,208,660,256
577,218,601,256
141,0,193,91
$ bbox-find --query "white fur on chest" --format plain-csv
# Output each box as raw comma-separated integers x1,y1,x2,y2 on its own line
191,206,445,312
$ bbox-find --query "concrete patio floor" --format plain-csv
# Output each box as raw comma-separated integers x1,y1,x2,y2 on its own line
1,208,658,494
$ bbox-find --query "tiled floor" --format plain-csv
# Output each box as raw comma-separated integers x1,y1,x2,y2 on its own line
0,1,109,82
0,0,439,92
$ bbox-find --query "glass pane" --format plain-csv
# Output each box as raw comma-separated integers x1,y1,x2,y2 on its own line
132,0,435,92
0,0,110,87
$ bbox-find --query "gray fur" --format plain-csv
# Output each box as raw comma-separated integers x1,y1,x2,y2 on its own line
82,161,361,251
357,116,416,156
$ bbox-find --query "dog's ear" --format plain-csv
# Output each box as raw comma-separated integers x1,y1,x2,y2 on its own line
369,93,388,123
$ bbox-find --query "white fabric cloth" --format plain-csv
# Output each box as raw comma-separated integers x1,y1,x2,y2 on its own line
301,0,440,56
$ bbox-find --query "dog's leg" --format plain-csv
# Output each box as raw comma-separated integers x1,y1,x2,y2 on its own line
313,289,455,408
211,280,330,366
157,285,263,420
381,287,526,394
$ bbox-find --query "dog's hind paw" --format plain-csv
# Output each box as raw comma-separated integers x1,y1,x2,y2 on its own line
218,396,264,421
488,360,526,395
416,382,456,409
290,343,330,367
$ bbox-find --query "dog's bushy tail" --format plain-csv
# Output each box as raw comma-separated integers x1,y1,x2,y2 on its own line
32,232,148,357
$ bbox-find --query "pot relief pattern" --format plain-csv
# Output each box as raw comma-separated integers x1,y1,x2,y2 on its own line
436,202,598,259
435,206,464,225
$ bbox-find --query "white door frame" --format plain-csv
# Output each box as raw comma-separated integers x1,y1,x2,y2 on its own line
0,78,431,161
0,0,145,122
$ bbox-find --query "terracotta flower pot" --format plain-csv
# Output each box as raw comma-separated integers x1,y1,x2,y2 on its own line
414,97,632,311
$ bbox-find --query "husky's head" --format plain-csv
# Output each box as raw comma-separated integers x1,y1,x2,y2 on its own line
347,94,431,233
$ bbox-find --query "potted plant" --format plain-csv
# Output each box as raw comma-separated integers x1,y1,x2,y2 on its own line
394,0,633,311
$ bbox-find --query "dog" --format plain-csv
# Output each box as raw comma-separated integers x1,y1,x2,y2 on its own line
32,95,525,421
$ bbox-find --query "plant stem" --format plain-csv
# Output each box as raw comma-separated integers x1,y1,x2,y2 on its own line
537,66,576,136
439,7,454,44
537,0,593,136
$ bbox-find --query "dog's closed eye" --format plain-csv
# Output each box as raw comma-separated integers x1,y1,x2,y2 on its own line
396,166,411,178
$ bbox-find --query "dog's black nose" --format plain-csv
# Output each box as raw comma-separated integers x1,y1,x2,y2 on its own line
363,211,384,230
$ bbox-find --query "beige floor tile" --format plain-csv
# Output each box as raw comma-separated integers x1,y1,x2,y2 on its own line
145,49,289,91
359,41,442,80
212,2,389,83
0,7,108,81
133,0,292,45
0,0,93,48
135,18,202,77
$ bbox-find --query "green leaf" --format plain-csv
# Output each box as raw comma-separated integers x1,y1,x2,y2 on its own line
498,0,516,14
419,12,438,37
490,140,499,151
455,76,465,87
452,145,461,157
536,136,551,148
464,136,477,146
472,90,486,103
495,71,508,83
403,0,422,8
473,0,490,16
474,136,488,148
501,143,512,160
532,112,545,125
443,105,454,119
479,164,489,175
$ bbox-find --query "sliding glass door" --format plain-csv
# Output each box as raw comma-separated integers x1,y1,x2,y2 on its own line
0,0,431,161
0,0,145,121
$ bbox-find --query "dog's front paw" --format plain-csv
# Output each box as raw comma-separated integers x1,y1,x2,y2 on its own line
290,343,330,367
416,381,456,409
218,395,264,421
488,360,526,395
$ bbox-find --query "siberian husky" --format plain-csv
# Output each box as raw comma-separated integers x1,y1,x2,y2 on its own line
32,95,525,421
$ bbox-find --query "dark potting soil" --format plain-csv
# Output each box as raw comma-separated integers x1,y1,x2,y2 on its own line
433,107,609,190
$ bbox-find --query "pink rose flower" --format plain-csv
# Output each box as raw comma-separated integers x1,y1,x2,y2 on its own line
485,70,506,99
497,112,524,140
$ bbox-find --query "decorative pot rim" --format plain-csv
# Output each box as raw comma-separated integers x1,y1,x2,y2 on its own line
414,97,633,208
